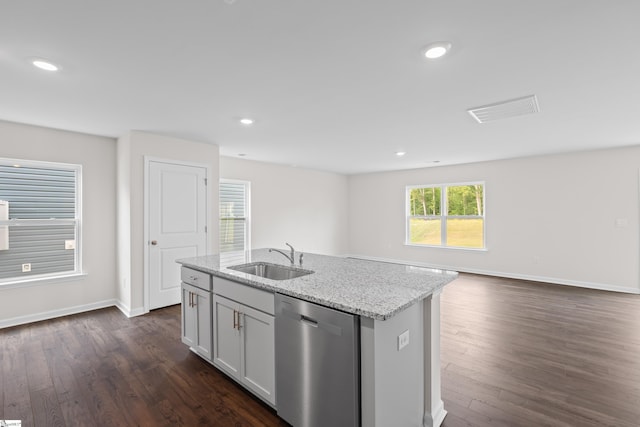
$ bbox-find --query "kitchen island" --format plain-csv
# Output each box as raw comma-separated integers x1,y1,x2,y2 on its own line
178,249,458,427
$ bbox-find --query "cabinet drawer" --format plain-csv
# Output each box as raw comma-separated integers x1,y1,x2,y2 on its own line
214,276,274,315
181,267,212,291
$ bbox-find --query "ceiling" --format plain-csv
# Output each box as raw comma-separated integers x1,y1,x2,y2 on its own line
1,1,639,175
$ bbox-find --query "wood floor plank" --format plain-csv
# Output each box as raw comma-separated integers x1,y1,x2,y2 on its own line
25,340,55,393
1,339,34,425
30,386,65,427
45,345,104,427
74,363,132,427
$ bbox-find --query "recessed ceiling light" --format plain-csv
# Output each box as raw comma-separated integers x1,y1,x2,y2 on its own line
395,151,406,157
32,59,59,71
239,118,254,125
423,42,452,59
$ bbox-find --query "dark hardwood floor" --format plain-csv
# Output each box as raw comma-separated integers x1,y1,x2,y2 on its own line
440,274,640,427
1,302,288,427
2,273,640,426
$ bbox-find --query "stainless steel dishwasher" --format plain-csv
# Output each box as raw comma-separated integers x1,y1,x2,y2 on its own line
275,293,360,427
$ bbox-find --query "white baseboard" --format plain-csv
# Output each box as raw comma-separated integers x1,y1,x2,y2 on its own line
346,254,640,295
424,404,447,427
114,300,147,318
0,299,119,329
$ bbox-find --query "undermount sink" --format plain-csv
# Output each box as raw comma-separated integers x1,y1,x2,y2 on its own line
228,262,314,281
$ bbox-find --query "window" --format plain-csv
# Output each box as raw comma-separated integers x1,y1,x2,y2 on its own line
0,158,82,284
219,179,250,254
407,182,485,249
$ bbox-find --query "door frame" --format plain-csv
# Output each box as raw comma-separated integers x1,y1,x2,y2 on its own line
143,156,211,313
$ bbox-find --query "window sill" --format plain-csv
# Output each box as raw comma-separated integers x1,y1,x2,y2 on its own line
404,243,488,252
0,272,87,290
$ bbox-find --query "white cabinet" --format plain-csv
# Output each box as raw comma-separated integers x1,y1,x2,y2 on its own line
212,294,240,375
181,267,212,361
213,278,275,406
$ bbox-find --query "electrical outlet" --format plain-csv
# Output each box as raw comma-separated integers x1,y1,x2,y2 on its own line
22,263,31,272
398,330,410,351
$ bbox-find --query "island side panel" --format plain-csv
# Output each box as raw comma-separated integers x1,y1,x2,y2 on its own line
360,316,375,427
423,291,446,427
360,301,424,427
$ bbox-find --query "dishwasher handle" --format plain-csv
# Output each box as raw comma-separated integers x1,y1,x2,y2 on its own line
280,306,344,336
300,315,318,327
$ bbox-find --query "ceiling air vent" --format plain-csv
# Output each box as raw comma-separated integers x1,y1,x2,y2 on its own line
467,95,539,123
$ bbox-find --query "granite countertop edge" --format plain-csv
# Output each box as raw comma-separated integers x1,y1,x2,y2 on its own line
177,250,458,321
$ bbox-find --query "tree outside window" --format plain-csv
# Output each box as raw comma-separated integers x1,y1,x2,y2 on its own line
407,183,484,249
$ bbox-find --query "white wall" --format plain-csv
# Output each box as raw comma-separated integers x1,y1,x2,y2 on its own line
117,131,219,315
116,132,132,310
0,120,117,326
220,156,349,255
348,146,640,293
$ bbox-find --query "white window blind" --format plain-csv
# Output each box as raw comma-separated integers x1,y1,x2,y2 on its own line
219,180,249,253
0,159,81,283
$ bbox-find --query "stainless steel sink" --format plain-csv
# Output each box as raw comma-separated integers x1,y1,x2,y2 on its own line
228,262,314,280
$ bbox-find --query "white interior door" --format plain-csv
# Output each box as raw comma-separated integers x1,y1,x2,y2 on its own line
148,160,207,310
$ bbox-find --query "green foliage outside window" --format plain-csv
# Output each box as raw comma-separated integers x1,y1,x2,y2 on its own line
407,184,484,249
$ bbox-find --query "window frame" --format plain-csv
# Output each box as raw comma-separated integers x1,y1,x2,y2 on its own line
405,181,486,250
0,157,83,286
219,178,251,255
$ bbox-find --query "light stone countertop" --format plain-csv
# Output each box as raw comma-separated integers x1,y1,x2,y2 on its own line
177,249,458,320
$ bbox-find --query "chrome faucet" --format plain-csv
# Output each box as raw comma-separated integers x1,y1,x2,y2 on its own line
269,243,296,265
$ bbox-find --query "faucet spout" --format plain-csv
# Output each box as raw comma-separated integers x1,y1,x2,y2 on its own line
269,242,300,266
269,248,294,265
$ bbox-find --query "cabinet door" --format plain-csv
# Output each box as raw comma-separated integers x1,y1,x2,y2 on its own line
240,304,275,405
193,286,212,360
213,294,241,378
181,283,197,347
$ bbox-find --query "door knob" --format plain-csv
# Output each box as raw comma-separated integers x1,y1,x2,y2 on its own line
151,240,158,245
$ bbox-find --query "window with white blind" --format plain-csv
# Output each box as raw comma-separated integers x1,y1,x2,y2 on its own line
0,158,82,284
219,179,250,255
